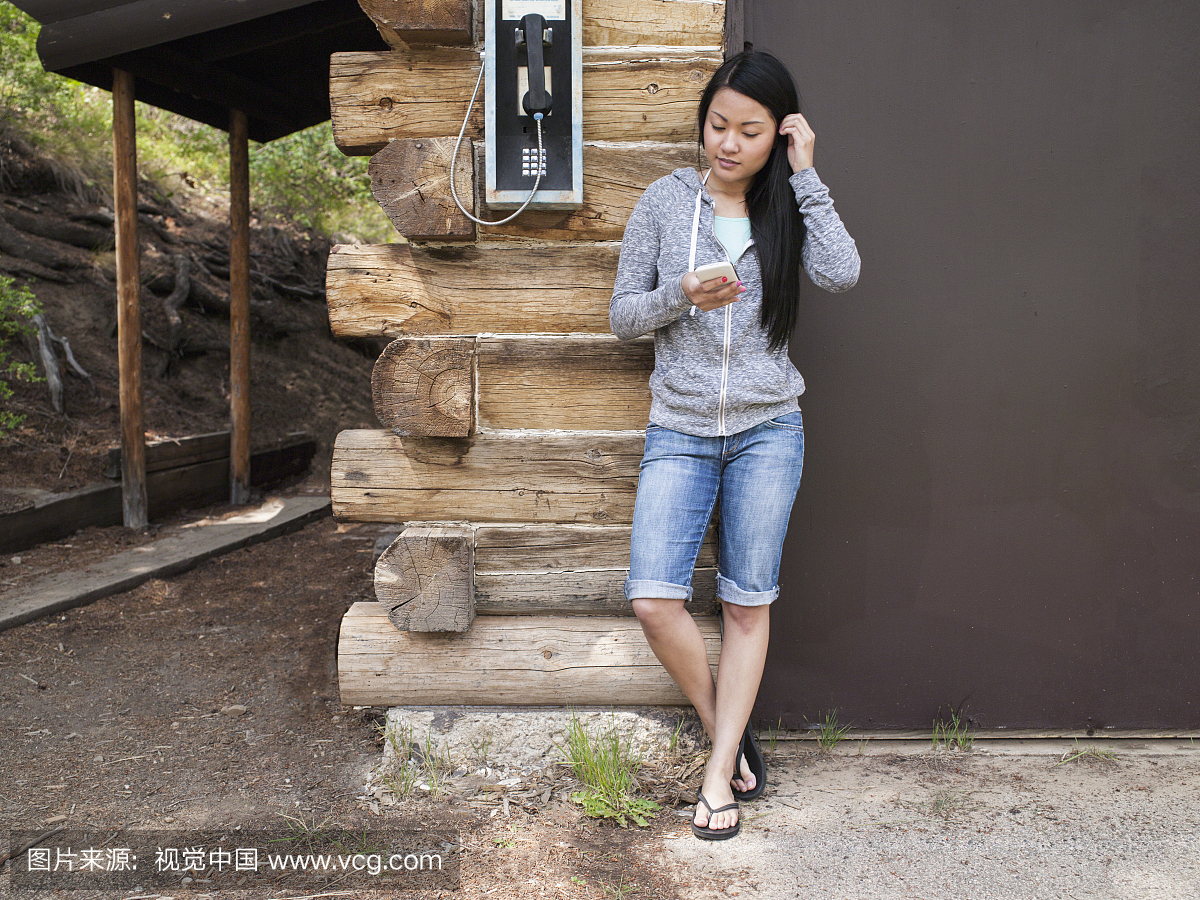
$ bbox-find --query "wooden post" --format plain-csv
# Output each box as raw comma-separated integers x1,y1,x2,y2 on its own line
229,109,251,504
112,69,147,529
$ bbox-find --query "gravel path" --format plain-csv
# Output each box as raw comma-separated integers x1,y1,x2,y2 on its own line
658,739,1200,899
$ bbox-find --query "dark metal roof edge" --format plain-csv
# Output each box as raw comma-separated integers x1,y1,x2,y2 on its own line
33,0,319,72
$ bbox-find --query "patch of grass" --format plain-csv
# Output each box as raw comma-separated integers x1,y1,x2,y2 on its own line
814,709,851,753
922,788,981,821
274,814,384,855
766,716,783,752
667,717,685,755
560,711,660,827
1052,740,1118,768
931,709,975,752
420,728,455,798
470,732,493,768
598,873,642,898
376,719,457,799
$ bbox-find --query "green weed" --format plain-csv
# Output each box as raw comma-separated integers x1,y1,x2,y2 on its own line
931,709,975,752
560,711,660,827
815,709,851,753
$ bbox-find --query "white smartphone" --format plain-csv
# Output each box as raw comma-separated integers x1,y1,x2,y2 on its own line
688,261,739,316
692,261,738,284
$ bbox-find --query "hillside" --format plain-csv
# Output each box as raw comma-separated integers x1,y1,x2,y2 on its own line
0,124,380,504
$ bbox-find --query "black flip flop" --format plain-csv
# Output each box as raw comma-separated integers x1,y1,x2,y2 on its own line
731,722,766,801
691,790,740,840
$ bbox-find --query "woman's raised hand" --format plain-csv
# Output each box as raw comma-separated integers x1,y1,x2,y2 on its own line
682,271,745,312
778,112,815,173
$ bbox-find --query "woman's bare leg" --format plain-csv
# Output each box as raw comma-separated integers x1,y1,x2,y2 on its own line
632,598,769,831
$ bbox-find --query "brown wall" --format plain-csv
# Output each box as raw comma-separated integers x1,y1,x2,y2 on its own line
747,1,1200,729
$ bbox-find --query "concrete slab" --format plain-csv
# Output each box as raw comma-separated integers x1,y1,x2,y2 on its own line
0,494,331,631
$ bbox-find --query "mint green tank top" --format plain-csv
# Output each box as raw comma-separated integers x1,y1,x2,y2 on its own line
713,215,752,265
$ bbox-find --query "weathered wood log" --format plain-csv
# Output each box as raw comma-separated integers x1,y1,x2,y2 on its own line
358,0,472,46
585,0,725,47
337,603,721,706
369,137,475,240
31,314,65,414
474,524,719,616
330,47,720,155
477,335,653,431
332,430,642,524
158,254,191,376
0,212,94,275
394,139,689,241
372,337,474,436
0,204,115,251
326,242,617,337
0,253,77,284
375,525,475,632
370,335,651,434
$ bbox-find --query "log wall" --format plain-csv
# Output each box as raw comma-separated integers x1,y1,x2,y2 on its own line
329,0,728,707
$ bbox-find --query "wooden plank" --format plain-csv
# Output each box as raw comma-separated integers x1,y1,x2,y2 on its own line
331,430,643,523
470,141,695,242
476,336,652,431
112,68,147,529
375,525,474,632
369,137,475,240
358,0,472,47
330,47,721,155
473,524,717,615
372,338,475,436
104,431,232,479
2,436,318,554
0,497,331,632
326,243,617,337
337,603,722,706
584,0,725,48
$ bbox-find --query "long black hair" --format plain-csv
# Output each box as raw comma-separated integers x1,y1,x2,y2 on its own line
698,51,805,350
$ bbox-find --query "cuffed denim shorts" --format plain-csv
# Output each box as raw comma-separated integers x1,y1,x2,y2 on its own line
624,410,805,607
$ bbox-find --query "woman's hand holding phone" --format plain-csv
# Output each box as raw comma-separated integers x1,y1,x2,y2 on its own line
683,262,744,314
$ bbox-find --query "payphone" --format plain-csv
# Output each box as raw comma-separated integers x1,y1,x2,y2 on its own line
452,0,583,224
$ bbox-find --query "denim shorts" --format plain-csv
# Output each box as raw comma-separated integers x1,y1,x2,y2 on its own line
624,410,805,607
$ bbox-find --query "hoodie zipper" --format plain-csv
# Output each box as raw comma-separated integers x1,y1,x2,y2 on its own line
709,213,751,436
696,171,753,436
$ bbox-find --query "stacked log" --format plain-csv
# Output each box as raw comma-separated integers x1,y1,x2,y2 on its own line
330,0,729,706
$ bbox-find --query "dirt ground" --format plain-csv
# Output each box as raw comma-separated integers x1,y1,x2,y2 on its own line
0,508,700,900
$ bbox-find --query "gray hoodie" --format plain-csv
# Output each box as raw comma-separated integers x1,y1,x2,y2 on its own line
610,166,860,436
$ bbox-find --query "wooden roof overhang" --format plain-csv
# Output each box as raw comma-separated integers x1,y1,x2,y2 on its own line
10,0,388,141
8,0,388,523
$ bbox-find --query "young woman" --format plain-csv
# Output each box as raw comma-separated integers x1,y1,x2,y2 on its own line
610,50,860,840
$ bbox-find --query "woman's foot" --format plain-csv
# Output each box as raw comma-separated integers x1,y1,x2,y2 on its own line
694,767,740,833
691,791,740,840
731,738,757,795
731,725,766,800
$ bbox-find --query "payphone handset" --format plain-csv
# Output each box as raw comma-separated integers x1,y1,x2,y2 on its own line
451,0,583,225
